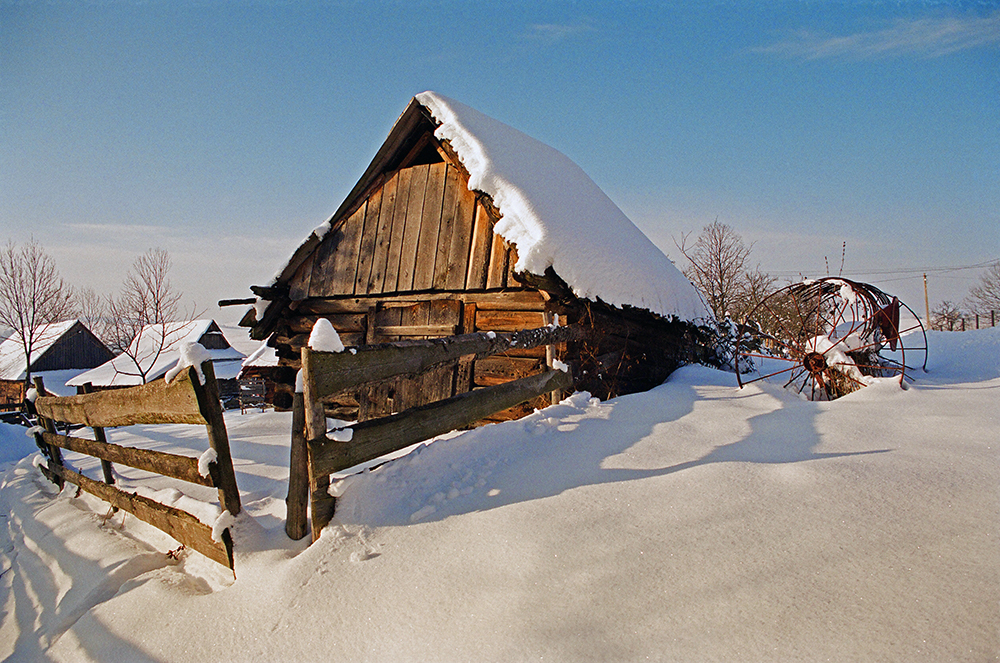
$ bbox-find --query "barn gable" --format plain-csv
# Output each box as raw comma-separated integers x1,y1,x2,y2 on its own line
239,94,712,419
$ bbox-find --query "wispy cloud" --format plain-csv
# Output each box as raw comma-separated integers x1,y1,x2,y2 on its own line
755,11,1000,60
64,222,174,236
526,21,598,45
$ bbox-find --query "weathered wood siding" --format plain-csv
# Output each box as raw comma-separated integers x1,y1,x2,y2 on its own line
30,322,114,373
288,162,517,301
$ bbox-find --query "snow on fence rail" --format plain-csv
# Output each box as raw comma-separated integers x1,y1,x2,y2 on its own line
30,360,241,569
288,324,582,541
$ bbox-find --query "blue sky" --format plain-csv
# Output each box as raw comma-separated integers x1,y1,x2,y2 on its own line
2,0,998,324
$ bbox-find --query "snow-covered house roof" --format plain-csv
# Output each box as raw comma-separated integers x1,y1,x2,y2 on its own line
249,92,706,336
414,92,706,321
67,320,245,387
0,320,113,381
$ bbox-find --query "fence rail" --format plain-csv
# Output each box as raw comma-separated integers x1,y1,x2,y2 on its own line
288,324,579,541
31,360,241,569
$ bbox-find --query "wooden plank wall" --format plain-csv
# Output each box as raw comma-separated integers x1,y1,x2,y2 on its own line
289,162,516,300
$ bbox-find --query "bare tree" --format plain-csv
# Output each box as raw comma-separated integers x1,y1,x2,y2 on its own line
967,262,1000,315
931,301,963,331
75,286,114,349
0,239,76,384
105,248,186,383
675,221,773,322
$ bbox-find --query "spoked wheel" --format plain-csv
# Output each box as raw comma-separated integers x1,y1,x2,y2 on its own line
734,278,928,400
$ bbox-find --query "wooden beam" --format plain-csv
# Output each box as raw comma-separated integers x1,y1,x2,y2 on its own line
285,392,309,540
34,368,207,428
305,324,584,402
295,290,546,315
377,324,457,337
39,430,214,487
309,368,573,479
48,463,233,569
190,362,241,517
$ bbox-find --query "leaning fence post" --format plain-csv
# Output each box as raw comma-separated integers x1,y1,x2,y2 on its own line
192,361,241,517
285,390,309,540
32,376,64,489
301,346,336,541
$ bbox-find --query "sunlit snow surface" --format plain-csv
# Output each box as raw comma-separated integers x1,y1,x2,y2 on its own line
1,328,998,661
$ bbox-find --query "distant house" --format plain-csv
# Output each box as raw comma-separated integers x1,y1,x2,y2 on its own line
239,92,711,420
67,320,246,400
0,320,114,405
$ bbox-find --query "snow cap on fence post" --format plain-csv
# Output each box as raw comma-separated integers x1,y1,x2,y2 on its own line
308,318,345,353
165,342,213,385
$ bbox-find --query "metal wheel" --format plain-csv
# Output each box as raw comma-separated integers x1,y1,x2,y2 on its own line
734,278,927,400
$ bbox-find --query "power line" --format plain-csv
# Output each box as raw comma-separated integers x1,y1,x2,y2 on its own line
767,259,998,278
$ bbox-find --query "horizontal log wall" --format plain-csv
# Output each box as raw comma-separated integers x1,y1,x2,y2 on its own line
267,289,555,419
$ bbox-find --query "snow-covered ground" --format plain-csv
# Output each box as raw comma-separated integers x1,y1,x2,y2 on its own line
1,328,997,662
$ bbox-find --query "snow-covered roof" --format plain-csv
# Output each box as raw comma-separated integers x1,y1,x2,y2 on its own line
415,92,706,321
263,93,707,325
67,320,245,387
0,320,81,381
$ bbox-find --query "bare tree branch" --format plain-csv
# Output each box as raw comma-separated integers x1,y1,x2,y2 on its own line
104,249,186,383
0,239,76,384
967,262,1000,314
674,221,772,322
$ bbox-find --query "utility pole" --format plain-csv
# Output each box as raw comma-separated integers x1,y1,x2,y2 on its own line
923,273,930,327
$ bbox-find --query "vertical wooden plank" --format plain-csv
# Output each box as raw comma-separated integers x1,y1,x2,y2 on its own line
367,174,398,294
354,191,382,295
330,202,368,295
80,383,114,485
457,302,477,395
412,162,447,291
288,251,315,301
397,164,430,291
466,201,493,290
442,167,476,290
433,164,461,289
383,169,411,293
486,232,510,289
285,391,309,540
193,362,242,516
426,300,460,401
506,245,520,287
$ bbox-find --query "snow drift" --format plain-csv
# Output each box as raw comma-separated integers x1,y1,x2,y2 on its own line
0,327,997,661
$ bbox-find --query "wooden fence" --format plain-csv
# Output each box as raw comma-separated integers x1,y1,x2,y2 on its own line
31,361,241,569
287,324,581,541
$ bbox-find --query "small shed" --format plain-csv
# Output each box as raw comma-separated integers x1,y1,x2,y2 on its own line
241,92,711,420
0,320,114,405
67,320,246,401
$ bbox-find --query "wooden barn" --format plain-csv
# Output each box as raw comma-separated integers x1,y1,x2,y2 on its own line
0,320,114,406
239,92,711,421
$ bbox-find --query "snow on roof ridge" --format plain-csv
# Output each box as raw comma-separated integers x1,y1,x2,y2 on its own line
414,91,707,322
0,320,82,381
66,319,244,387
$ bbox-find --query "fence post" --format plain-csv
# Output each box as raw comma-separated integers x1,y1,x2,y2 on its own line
32,376,64,489
285,391,309,540
192,361,241,516
301,346,336,542
80,382,115,485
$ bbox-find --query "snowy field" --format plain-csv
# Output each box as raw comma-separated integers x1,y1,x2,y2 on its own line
1,328,997,662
